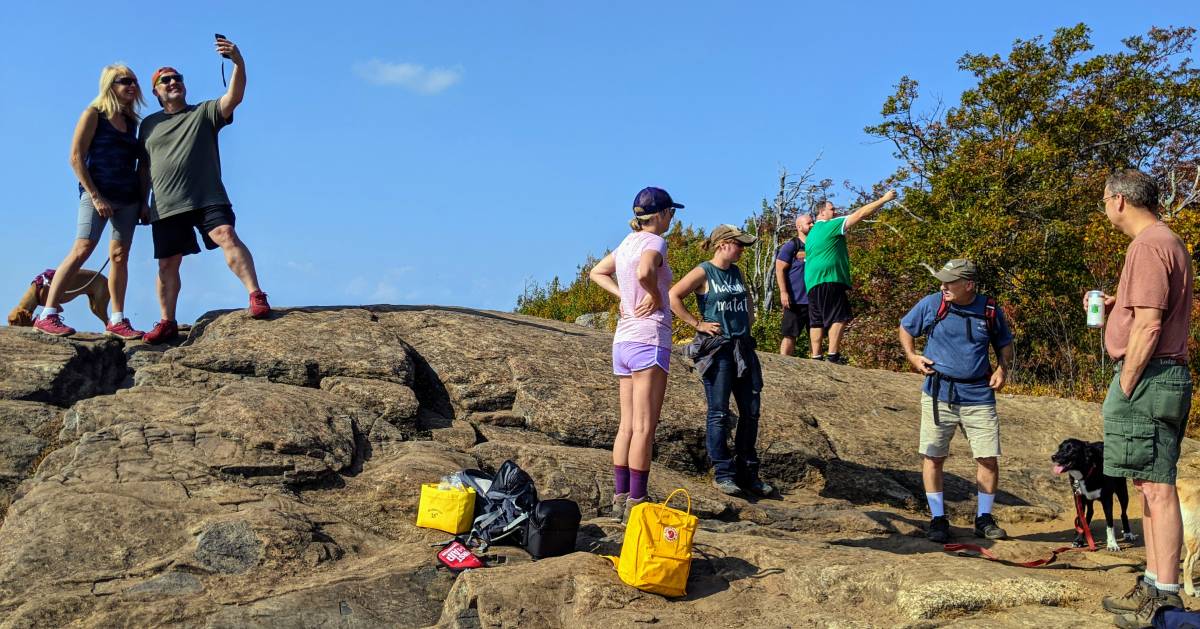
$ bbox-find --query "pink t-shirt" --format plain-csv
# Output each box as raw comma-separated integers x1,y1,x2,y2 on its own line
612,231,673,348
1105,222,1195,361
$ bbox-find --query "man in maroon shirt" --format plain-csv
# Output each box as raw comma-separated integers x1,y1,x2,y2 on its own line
1097,169,1194,627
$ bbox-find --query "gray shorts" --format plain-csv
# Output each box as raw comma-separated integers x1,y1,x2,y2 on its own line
76,193,139,243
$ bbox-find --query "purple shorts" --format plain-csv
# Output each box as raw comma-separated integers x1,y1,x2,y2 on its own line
612,341,670,376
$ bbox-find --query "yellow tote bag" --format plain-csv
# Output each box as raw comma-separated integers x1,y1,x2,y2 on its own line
610,488,697,597
416,483,476,534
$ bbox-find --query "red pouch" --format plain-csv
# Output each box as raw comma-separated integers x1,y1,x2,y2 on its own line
437,541,484,571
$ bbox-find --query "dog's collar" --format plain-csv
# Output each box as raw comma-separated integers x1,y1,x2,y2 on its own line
32,269,56,289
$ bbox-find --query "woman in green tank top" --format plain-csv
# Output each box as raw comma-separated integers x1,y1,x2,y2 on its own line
669,225,773,498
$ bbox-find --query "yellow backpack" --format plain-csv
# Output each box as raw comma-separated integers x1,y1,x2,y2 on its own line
609,489,697,597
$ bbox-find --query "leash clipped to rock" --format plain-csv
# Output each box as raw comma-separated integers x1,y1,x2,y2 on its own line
944,482,1097,568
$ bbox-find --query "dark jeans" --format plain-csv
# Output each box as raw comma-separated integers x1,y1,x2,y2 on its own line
701,344,761,484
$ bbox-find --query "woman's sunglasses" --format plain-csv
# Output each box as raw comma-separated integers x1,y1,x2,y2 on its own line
113,77,138,86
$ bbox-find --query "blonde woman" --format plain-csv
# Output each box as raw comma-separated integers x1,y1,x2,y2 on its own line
670,225,773,498
35,64,146,339
589,187,681,521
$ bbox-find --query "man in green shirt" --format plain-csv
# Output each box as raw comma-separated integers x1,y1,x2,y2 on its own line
138,36,270,344
804,190,896,363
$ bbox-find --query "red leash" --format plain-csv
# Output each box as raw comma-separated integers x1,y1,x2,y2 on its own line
944,484,1097,567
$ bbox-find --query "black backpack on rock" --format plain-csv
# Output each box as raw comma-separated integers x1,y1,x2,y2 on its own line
524,499,581,559
459,460,539,548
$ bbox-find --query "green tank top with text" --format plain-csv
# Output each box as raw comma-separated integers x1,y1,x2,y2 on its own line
697,261,750,339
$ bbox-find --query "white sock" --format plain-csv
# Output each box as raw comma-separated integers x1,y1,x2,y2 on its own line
1145,571,1158,586
42,306,59,316
926,492,945,517
110,312,124,325
1158,582,1180,593
977,492,995,516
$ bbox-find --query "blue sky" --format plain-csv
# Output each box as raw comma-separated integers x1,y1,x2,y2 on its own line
1,2,1195,330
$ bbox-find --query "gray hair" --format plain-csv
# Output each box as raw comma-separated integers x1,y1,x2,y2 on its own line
1105,169,1160,212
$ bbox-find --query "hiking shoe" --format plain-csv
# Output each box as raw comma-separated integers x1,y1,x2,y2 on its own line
825,353,847,365
927,515,950,543
142,319,179,345
746,480,774,497
104,319,143,340
713,478,743,496
1104,577,1153,614
249,291,271,319
611,492,629,521
974,513,1007,540
621,496,646,525
811,355,825,361
33,313,75,337
1114,591,1185,628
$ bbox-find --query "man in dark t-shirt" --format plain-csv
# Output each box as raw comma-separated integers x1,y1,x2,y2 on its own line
775,213,813,356
138,36,270,344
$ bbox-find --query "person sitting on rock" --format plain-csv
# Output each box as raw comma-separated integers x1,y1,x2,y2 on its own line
898,258,1013,543
669,224,772,498
588,187,681,521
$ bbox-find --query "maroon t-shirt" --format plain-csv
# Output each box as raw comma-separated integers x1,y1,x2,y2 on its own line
1105,222,1194,361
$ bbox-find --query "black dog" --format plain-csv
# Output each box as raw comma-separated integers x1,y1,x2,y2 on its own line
1051,438,1137,550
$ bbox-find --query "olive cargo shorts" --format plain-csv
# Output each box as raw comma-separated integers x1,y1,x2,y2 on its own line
1102,361,1192,484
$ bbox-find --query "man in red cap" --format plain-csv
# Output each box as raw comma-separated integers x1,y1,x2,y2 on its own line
138,36,269,344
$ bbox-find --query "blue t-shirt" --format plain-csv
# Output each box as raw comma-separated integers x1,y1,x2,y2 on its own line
900,293,1013,405
775,238,808,305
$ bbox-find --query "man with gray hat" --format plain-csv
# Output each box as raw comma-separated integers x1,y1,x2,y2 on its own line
899,258,1014,543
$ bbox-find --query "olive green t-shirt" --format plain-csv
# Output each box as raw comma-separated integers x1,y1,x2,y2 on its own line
803,216,851,288
139,99,233,221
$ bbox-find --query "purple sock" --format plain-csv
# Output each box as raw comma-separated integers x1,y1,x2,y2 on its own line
629,468,649,500
613,465,630,495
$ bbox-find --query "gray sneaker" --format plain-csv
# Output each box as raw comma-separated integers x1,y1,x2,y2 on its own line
1115,590,1185,628
611,492,628,521
713,478,743,496
746,480,774,497
974,513,1007,540
621,496,646,524
1104,577,1153,614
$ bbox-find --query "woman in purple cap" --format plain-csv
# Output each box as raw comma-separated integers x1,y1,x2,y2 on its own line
589,186,681,522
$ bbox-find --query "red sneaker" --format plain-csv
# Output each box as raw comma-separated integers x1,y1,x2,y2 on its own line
33,313,75,337
142,319,179,344
104,319,144,341
249,291,271,319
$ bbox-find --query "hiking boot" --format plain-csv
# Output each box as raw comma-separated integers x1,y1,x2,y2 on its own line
1103,577,1153,614
249,291,271,319
974,513,1007,539
825,353,847,365
927,515,950,543
611,492,628,521
621,496,646,525
1114,590,1186,628
104,319,143,341
33,313,75,337
142,319,179,345
713,478,743,496
746,480,774,497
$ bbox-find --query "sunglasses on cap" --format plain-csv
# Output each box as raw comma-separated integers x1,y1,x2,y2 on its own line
157,74,184,85
112,77,138,86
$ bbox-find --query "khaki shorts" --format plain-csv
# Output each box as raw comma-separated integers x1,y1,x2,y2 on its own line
918,393,1001,459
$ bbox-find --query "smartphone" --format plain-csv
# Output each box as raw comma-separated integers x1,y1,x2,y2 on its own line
215,33,230,58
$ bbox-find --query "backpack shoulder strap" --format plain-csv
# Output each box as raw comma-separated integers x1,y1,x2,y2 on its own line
922,296,951,337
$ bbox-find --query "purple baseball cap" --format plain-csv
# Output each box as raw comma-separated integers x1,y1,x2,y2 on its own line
633,187,684,217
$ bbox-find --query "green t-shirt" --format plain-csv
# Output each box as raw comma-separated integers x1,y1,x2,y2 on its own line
139,99,233,221
803,216,851,288
697,261,750,339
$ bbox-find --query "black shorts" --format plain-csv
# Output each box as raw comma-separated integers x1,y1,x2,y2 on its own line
807,283,852,329
780,303,809,338
152,205,236,259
